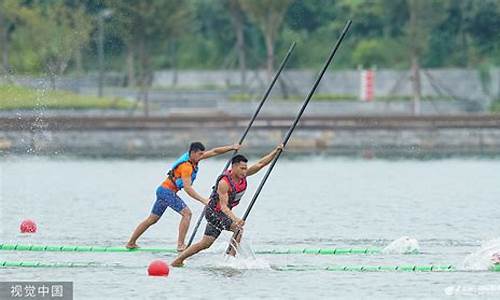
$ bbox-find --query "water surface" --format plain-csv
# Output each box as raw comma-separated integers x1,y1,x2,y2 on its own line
1,157,500,299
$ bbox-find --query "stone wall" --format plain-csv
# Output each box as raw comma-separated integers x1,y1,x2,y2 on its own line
2,126,499,158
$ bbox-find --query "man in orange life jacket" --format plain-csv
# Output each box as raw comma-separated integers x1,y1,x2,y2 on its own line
126,142,240,251
171,144,283,267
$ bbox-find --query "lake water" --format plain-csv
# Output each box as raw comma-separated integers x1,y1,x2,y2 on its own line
1,156,500,299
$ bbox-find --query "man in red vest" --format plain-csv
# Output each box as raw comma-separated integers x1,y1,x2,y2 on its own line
171,144,283,267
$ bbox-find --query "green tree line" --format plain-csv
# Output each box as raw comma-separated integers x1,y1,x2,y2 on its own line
0,0,499,80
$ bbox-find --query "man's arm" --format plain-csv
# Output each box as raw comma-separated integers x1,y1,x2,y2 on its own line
217,180,244,228
246,144,283,176
182,177,209,205
200,144,241,160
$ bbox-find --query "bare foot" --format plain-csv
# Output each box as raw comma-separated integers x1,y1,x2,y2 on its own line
126,242,139,249
171,259,184,267
177,244,187,252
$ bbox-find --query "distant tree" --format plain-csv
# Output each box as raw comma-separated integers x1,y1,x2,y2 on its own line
461,0,500,65
406,0,446,114
0,0,36,74
352,39,389,67
285,0,338,33
239,0,292,80
4,0,500,78
336,0,386,38
25,3,93,89
407,0,423,114
226,0,247,87
106,0,192,116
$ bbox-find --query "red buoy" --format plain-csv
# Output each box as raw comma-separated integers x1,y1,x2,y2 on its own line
20,219,37,233
148,260,170,277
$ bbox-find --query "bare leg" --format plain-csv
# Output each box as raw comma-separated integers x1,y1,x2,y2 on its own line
171,235,216,267
126,214,160,249
177,207,192,251
227,225,244,257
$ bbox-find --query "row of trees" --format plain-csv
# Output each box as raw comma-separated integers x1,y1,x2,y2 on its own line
0,0,499,86
0,0,92,88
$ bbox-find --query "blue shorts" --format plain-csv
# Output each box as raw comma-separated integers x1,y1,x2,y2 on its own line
151,186,187,217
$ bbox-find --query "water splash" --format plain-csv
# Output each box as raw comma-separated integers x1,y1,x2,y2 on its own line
462,238,500,271
23,80,50,155
218,255,271,271
212,237,271,271
382,236,420,254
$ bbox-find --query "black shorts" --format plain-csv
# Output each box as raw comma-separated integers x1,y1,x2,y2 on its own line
204,207,233,239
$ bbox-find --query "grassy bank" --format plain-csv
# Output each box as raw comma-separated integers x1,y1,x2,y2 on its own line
0,84,132,110
491,99,500,113
230,93,357,102
229,93,456,102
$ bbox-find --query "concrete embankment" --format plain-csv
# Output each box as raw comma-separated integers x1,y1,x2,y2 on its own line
1,115,500,157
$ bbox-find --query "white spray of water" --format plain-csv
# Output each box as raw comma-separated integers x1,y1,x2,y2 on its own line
382,236,420,254
218,254,272,270
462,238,500,271
212,235,271,271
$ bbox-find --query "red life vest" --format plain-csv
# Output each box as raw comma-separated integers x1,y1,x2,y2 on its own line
208,170,247,212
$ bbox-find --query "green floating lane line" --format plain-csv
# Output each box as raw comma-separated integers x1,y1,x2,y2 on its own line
318,248,336,255
1,244,17,251
30,245,46,251
20,262,39,268
14,244,32,251
378,265,398,272
326,265,347,271
0,244,384,255
349,248,367,255
61,246,77,251
0,261,127,268
2,261,500,272
46,246,63,251
253,247,383,255
344,265,364,272
0,244,177,253
362,266,381,272
3,261,21,267
397,264,416,272
415,265,432,272
431,265,455,271
278,264,467,272
73,246,89,252
303,248,321,254
334,248,352,255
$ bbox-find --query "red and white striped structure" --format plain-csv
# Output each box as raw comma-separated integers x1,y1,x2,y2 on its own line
360,69,375,102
